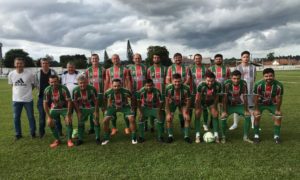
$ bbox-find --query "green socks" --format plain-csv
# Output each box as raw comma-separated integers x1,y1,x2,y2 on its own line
203,109,208,125
243,117,251,138
221,119,227,137
167,127,173,137
66,124,73,140
138,122,145,138
194,116,201,134
157,121,163,138
50,127,60,140
212,117,219,134
95,125,100,139
274,125,281,138
184,127,190,138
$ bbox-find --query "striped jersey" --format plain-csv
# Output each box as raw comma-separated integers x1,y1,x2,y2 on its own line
104,88,132,108
253,79,283,105
196,81,222,105
147,65,167,94
190,64,207,94
72,85,97,109
223,79,248,105
127,64,147,91
43,84,71,109
209,65,231,85
166,84,191,105
85,65,106,94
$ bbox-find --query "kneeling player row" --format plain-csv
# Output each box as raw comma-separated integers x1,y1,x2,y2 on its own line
44,68,283,148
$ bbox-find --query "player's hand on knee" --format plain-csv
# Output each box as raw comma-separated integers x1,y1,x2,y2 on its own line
275,110,282,116
244,110,250,117
221,112,228,119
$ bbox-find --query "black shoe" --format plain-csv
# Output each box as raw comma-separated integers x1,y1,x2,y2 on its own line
253,137,260,144
138,137,145,143
39,133,45,138
96,138,101,145
157,137,164,143
184,137,192,144
88,129,95,135
76,140,84,146
150,127,154,133
167,137,174,143
274,137,281,144
15,135,23,141
31,133,36,139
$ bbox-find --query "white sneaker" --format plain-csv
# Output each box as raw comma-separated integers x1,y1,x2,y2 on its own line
101,140,109,145
229,124,237,130
243,137,253,144
132,139,138,145
203,125,208,131
195,136,201,143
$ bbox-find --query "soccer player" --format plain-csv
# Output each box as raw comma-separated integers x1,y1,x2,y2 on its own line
147,54,167,132
8,57,36,140
127,53,147,118
195,71,222,143
72,74,100,146
253,68,283,144
85,54,106,135
137,79,164,142
230,51,256,130
209,54,231,85
104,54,132,135
35,58,62,138
166,53,192,129
190,54,209,131
165,73,192,143
43,75,74,148
220,70,252,143
102,79,137,145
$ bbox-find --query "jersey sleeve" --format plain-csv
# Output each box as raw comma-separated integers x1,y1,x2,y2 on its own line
166,66,172,82
43,86,51,102
276,81,284,96
185,85,191,99
242,80,248,94
253,81,259,94
8,72,13,85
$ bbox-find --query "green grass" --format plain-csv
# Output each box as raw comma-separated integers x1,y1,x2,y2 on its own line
0,71,299,179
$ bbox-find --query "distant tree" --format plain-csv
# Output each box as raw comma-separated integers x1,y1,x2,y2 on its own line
103,50,112,69
127,40,134,64
60,54,87,69
3,49,35,67
145,46,172,67
266,52,275,61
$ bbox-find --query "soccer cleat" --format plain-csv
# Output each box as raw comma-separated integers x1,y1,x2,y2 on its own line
274,137,281,144
132,139,138,145
124,128,130,135
229,124,237,130
138,137,145,143
221,136,226,144
75,140,83,146
243,137,253,144
96,138,101,145
150,127,155,133
101,140,109,145
184,137,192,144
67,140,74,147
253,137,260,144
195,136,201,143
110,128,118,136
88,129,95,135
203,125,209,131
215,136,220,144
157,137,164,143
167,136,174,143
50,140,60,148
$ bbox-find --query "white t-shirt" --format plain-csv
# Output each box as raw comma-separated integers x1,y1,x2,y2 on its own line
8,69,35,102
61,72,79,98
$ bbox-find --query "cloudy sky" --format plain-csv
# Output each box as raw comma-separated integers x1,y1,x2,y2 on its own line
0,0,300,61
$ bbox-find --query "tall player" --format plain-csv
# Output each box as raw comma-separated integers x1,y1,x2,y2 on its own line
221,70,252,143
195,72,222,143
85,54,105,135
165,73,192,143
229,51,256,130
253,68,283,144
190,54,209,131
166,53,192,129
147,54,167,132
104,54,132,135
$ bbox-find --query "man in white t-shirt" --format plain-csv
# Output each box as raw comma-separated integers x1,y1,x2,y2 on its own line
8,57,36,140
61,62,80,98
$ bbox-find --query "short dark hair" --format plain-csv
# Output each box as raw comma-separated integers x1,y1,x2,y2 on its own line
49,74,59,80
91,53,99,58
263,68,275,75
172,73,182,79
205,71,216,79
241,51,250,56
194,54,202,59
152,54,160,58
112,78,122,84
231,70,242,77
40,58,49,62
173,53,182,58
214,54,223,59
14,57,24,62
145,79,153,84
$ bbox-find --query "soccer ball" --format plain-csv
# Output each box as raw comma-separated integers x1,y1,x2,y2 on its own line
72,129,78,139
203,132,215,143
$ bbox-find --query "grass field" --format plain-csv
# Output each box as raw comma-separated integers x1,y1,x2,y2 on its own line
0,70,299,179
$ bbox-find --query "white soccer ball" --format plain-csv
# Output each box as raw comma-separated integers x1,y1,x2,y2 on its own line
203,132,215,143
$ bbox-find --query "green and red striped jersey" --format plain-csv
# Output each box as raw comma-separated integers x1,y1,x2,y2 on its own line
72,85,97,109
